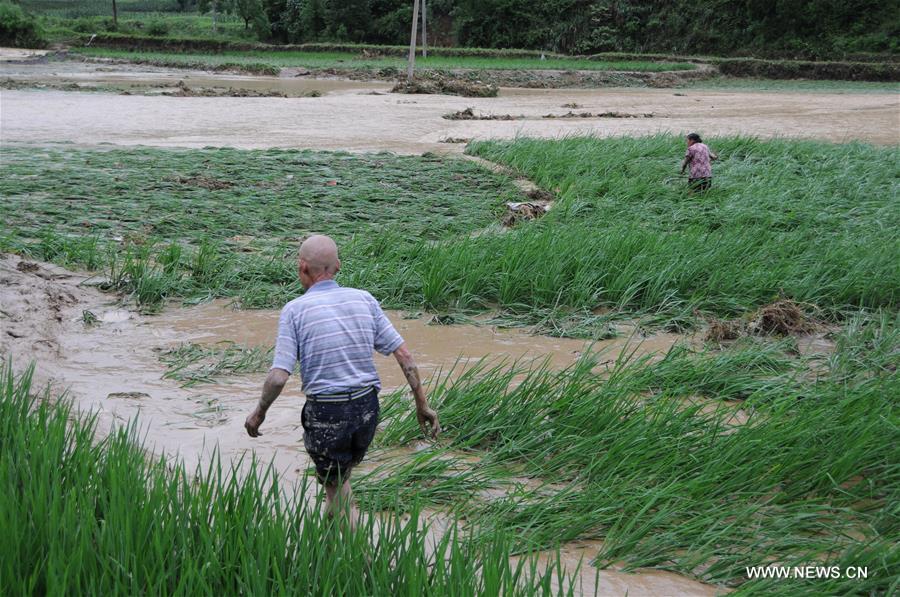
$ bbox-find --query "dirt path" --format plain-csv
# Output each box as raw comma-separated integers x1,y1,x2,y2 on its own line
0,253,727,595
1,62,897,152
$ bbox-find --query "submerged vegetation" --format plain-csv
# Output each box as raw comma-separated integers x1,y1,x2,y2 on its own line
159,341,274,386
359,313,899,592
0,362,572,594
2,314,896,592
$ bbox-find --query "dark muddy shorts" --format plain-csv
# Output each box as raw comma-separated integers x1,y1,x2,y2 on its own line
301,388,379,485
689,177,712,191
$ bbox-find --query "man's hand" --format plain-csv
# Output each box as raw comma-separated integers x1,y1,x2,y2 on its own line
246,368,289,438
245,407,266,437
394,343,441,440
417,405,440,439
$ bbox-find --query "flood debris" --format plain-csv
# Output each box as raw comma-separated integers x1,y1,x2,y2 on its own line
15,261,39,273
107,391,151,400
438,137,471,144
525,188,555,202
748,299,816,336
442,107,524,121
392,77,498,98
704,318,743,342
427,313,457,325
705,299,818,342
161,80,289,98
502,202,550,227
561,102,583,108
542,110,655,119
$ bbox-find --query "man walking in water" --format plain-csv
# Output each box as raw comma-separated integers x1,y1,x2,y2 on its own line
244,235,440,522
680,132,718,192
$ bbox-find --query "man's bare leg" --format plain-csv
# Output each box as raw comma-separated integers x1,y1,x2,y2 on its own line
324,476,358,530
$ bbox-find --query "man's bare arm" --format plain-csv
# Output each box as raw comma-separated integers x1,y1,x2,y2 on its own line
393,343,440,438
245,368,290,437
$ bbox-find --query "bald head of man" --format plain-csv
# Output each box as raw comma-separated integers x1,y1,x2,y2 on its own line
298,235,340,289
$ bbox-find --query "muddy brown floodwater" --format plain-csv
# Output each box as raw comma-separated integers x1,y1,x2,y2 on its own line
1,60,898,152
0,254,728,595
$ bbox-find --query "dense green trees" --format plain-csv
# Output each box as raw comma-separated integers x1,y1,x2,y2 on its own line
256,0,896,57
0,1,45,47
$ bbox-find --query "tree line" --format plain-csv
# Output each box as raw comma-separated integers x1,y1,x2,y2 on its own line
197,0,897,57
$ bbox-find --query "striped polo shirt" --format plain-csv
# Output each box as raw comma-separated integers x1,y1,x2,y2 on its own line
271,280,404,395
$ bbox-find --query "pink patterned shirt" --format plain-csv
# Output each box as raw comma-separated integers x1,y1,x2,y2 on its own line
685,143,713,178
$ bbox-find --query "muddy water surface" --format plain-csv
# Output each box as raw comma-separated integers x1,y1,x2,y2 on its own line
157,300,686,390
2,61,898,152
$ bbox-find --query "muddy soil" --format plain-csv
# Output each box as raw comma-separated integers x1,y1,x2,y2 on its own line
1,60,897,152
0,58,390,96
0,253,725,596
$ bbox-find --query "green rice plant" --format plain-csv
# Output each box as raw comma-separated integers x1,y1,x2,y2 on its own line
361,337,899,590
0,361,574,594
2,139,897,326
159,341,274,386
102,242,182,311
827,310,900,381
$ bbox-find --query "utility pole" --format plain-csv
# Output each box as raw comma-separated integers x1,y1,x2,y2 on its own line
421,0,427,58
407,0,420,80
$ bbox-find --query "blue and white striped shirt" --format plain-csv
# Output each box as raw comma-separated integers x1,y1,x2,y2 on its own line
271,280,404,395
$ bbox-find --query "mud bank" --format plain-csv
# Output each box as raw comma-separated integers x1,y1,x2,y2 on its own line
0,57,391,96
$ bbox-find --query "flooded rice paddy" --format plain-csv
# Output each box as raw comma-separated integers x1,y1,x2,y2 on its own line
0,254,725,595
2,52,894,594
2,55,898,153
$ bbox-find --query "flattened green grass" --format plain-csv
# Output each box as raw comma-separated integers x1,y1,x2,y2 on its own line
0,146,511,243
0,146,518,309
358,314,900,592
74,47,696,73
2,136,898,324
159,341,273,386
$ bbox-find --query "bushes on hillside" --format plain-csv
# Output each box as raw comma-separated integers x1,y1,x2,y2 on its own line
0,2,45,48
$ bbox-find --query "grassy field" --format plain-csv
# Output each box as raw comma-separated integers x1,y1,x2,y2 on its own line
0,363,571,594
73,47,696,73
2,137,897,326
42,13,255,41
0,147,518,310
21,0,180,17
2,138,898,592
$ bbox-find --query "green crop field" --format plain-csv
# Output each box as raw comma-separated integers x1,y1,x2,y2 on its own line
20,0,180,17
1,136,898,593
679,77,900,93
3,137,896,323
74,47,696,73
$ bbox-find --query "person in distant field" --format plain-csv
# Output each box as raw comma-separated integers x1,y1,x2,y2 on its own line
680,132,718,192
244,235,440,525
